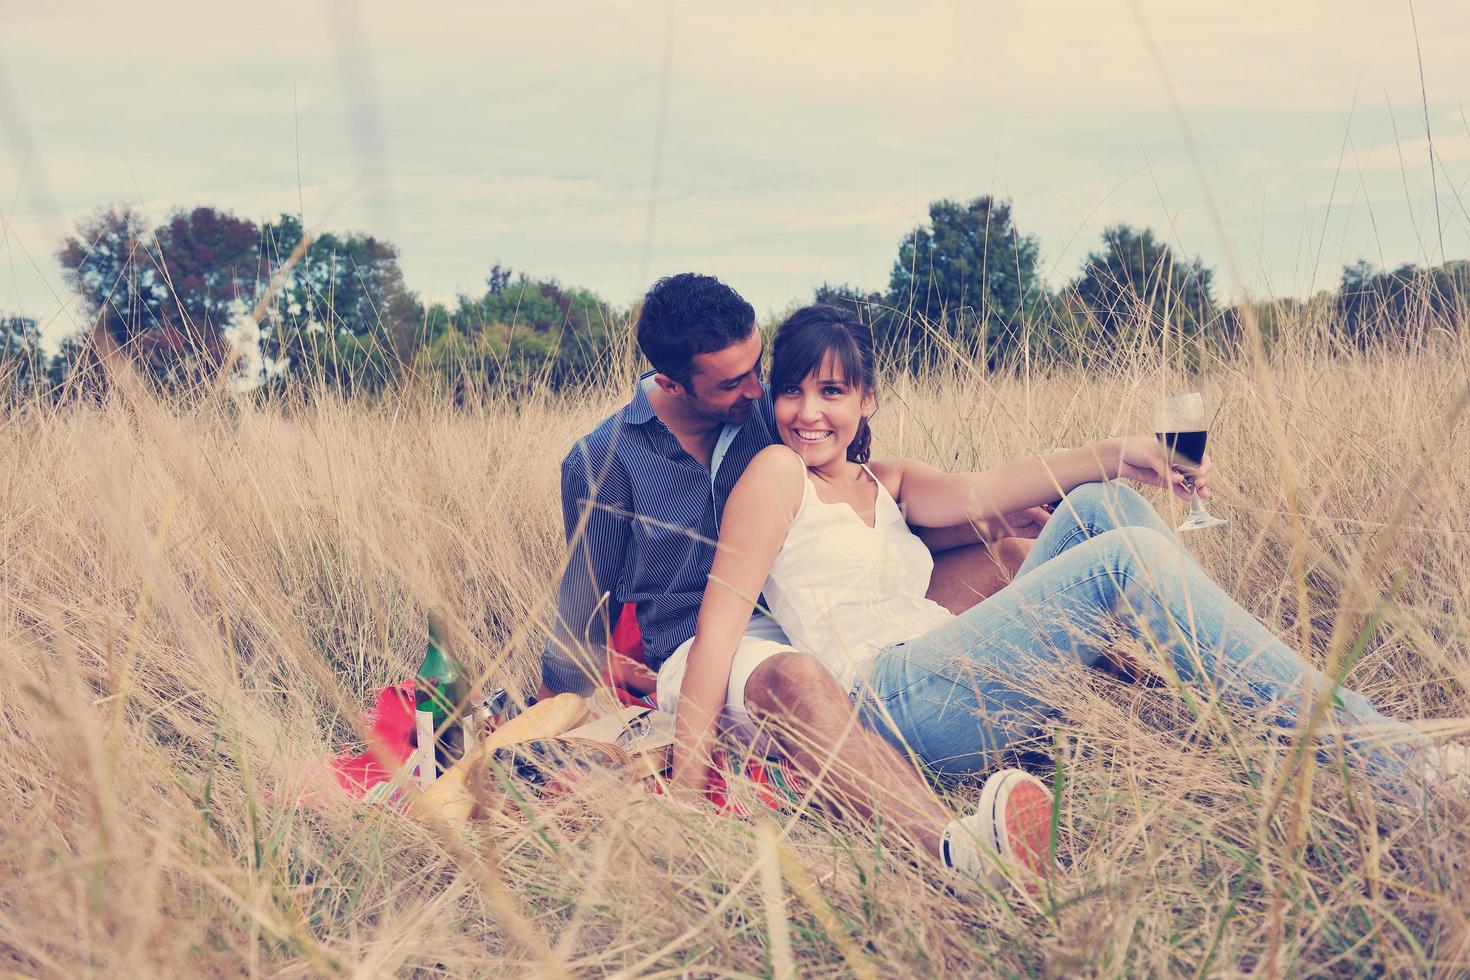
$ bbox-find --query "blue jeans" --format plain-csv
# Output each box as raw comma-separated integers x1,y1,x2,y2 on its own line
853,481,1425,791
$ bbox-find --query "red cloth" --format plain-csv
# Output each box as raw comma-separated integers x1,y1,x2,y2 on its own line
605,602,658,709
329,604,648,799
610,601,645,662
330,681,417,795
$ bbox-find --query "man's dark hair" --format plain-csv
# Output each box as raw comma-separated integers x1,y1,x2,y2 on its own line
636,273,756,386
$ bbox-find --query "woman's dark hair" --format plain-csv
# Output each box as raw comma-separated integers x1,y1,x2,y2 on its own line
771,304,877,464
636,273,756,386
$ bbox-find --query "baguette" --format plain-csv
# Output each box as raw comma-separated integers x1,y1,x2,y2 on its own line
485,693,588,749
412,761,476,821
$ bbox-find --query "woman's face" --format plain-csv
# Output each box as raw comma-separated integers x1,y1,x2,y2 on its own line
773,352,874,469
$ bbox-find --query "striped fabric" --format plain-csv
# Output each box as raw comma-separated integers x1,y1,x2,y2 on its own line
542,372,777,694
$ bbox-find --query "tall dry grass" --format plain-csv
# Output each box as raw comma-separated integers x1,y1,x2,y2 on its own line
1,312,1468,977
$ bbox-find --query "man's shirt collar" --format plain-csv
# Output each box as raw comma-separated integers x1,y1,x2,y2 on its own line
623,371,659,426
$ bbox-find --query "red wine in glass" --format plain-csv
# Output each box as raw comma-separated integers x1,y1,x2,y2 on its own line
1149,394,1226,532
1156,430,1208,469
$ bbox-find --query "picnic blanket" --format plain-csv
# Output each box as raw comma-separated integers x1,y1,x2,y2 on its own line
329,604,802,814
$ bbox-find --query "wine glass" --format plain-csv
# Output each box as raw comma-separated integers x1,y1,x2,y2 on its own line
1149,392,1226,532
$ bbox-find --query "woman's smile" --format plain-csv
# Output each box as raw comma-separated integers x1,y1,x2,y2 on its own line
773,353,877,470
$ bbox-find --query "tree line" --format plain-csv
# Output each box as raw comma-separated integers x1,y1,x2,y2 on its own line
3,197,1468,402
819,197,1470,371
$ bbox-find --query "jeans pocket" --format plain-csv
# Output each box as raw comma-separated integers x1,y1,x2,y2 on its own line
849,680,893,714
850,642,910,706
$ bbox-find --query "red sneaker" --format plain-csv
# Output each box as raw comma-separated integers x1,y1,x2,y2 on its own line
942,768,1054,888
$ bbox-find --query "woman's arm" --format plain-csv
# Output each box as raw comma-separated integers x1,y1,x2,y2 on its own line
882,437,1211,528
669,446,806,797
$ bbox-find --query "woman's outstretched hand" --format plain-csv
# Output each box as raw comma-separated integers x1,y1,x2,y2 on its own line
1114,436,1212,502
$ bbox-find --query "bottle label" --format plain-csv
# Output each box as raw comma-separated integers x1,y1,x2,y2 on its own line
415,709,437,787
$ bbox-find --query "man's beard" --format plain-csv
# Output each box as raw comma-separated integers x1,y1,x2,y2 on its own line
685,390,755,426
719,398,755,425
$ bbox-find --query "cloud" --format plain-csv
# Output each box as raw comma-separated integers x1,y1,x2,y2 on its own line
2,0,1469,320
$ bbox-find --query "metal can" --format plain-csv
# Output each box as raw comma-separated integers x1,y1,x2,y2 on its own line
466,687,510,740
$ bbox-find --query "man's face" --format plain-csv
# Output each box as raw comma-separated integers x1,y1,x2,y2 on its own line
678,328,764,425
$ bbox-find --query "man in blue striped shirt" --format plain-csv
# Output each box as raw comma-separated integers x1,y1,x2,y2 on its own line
542,273,779,697
541,273,1054,889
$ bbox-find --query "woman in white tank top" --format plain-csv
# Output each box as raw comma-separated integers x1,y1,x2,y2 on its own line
760,460,953,691
670,305,1454,810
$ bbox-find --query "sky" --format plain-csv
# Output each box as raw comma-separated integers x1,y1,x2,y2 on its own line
2,1,1469,344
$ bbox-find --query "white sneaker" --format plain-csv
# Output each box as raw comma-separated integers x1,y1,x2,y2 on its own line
941,768,1054,889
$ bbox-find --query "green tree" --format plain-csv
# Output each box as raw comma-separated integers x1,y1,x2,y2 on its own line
1,316,44,402
885,196,1043,369
1217,296,1308,355
1066,225,1217,352
811,282,886,332
420,269,617,393
43,331,104,398
258,214,424,391
57,205,261,386
1336,259,1470,346
814,281,884,313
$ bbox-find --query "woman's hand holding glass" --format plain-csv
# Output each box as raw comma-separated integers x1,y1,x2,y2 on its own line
1146,392,1227,531
1114,435,1214,503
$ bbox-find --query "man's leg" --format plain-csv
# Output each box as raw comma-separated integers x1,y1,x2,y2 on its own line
742,651,952,858
926,537,1032,615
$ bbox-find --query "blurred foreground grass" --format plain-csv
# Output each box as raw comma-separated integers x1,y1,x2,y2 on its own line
1,317,1468,976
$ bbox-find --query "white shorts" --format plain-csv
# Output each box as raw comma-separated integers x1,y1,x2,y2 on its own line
655,613,796,753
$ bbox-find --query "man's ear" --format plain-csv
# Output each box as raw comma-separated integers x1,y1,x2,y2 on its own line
652,373,685,397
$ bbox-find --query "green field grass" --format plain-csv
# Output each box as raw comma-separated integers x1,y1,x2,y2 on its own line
1,314,1467,976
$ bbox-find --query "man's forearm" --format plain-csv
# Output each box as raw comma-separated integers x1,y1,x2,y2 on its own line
541,638,601,696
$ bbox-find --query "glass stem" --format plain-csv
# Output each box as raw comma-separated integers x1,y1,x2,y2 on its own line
1189,484,1207,516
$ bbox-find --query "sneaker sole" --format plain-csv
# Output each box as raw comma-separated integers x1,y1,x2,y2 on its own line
978,768,1053,882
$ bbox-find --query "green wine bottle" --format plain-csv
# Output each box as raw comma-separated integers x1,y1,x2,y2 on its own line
415,610,468,779
416,611,464,722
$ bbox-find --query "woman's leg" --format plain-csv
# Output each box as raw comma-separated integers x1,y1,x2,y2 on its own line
1018,480,1185,576
857,523,1426,791
1019,481,1205,678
